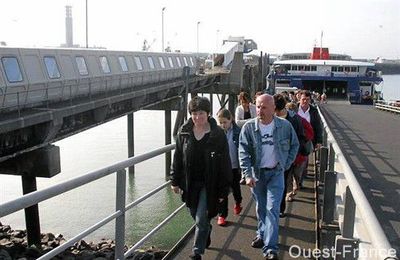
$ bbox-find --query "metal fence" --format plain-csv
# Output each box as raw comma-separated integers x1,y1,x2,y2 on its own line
317,106,398,260
374,100,400,114
0,144,184,260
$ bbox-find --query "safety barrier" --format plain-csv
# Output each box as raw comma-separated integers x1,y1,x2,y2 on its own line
0,144,183,260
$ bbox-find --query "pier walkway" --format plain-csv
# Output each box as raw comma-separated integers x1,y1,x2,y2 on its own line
319,101,400,253
169,161,317,259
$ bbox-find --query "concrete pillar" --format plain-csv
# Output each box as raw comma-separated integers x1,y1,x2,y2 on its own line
21,175,41,246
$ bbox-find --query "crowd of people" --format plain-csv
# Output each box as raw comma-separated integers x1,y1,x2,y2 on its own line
170,89,323,260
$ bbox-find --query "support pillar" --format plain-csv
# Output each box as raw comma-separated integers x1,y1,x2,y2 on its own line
165,110,172,179
127,113,135,175
21,175,41,246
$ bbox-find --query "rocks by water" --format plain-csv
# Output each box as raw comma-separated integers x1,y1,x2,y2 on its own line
0,222,168,260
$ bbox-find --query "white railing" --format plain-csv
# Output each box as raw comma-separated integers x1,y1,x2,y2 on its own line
0,144,182,260
374,100,400,114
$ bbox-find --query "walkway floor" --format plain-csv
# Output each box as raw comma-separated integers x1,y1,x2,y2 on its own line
169,161,317,259
319,101,400,253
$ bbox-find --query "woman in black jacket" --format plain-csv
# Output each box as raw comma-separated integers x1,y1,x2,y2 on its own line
170,96,232,260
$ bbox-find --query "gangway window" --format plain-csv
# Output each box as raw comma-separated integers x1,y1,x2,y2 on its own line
134,56,143,71
147,57,155,69
75,56,89,76
44,56,61,79
99,56,111,74
118,56,128,72
1,57,23,83
189,57,194,66
183,57,188,66
158,57,165,68
168,57,174,68
176,57,182,67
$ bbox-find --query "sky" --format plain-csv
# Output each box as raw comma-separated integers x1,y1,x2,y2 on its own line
1,0,399,59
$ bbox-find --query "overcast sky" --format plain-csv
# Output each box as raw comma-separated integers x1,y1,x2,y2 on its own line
1,0,399,59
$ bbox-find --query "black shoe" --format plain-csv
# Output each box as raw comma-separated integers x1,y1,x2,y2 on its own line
251,236,264,248
189,253,202,260
266,251,279,259
279,212,286,218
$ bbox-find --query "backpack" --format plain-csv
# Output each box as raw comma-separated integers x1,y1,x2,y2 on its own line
300,117,314,155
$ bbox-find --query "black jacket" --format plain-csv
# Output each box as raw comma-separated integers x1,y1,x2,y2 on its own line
297,104,323,145
285,110,308,156
171,117,232,218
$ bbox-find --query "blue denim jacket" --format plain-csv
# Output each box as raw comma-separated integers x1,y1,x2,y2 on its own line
239,116,299,180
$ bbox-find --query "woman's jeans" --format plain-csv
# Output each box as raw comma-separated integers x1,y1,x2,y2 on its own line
251,167,284,255
189,187,211,255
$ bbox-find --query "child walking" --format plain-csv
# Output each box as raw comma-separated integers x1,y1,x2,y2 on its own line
216,108,243,226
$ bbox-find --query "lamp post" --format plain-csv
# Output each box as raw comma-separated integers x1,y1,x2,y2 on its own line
85,0,88,48
197,21,200,53
216,29,220,50
162,7,166,52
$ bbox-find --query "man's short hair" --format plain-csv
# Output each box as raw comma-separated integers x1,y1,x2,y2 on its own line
300,90,312,97
274,94,287,111
188,96,211,114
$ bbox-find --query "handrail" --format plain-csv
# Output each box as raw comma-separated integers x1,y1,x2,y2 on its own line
0,144,178,260
317,106,398,259
374,102,400,114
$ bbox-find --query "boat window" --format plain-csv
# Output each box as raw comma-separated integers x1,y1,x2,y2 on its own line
134,56,143,71
350,67,357,72
75,56,89,76
298,65,305,71
190,57,194,66
176,57,182,67
284,64,291,71
291,65,298,71
147,56,155,69
44,56,61,79
338,67,344,72
344,67,351,72
118,56,128,72
183,57,188,66
99,56,111,74
158,57,165,68
332,66,338,72
1,57,23,83
168,57,174,68
311,66,317,71
305,66,310,71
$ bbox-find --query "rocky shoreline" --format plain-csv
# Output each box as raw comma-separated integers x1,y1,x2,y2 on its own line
0,223,168,259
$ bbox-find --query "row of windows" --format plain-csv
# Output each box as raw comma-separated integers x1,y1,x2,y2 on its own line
290,65,318,71
1,55,195,83
331,66,358,72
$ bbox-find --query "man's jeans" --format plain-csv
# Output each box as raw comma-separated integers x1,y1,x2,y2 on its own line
189,187,211,255
251,167,284,255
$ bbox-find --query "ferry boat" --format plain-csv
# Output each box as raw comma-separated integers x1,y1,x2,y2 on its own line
266,47,383,104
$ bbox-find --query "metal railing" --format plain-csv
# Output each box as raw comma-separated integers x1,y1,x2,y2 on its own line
317,106,398,259
0,144,183,260
374,100,400,114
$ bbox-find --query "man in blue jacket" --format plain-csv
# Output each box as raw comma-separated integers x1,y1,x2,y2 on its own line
239,94,299,260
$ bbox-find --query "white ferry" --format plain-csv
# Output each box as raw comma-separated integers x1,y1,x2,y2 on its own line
266,48,383,104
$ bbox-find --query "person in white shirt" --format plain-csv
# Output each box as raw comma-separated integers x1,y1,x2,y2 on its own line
235,91,257,127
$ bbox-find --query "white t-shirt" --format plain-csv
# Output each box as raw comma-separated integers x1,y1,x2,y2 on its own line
259,120,278,168
298,106,311,123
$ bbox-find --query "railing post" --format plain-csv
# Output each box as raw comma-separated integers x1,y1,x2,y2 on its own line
322,170,337,224
328,143,335,172
342,186,356,238
319,146,328,184
323,128,328,147
165,110,172,179
115,169,126,260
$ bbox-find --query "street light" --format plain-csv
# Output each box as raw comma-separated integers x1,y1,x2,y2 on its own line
86,0,88,48
162,7,166,52
197,21,201,53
